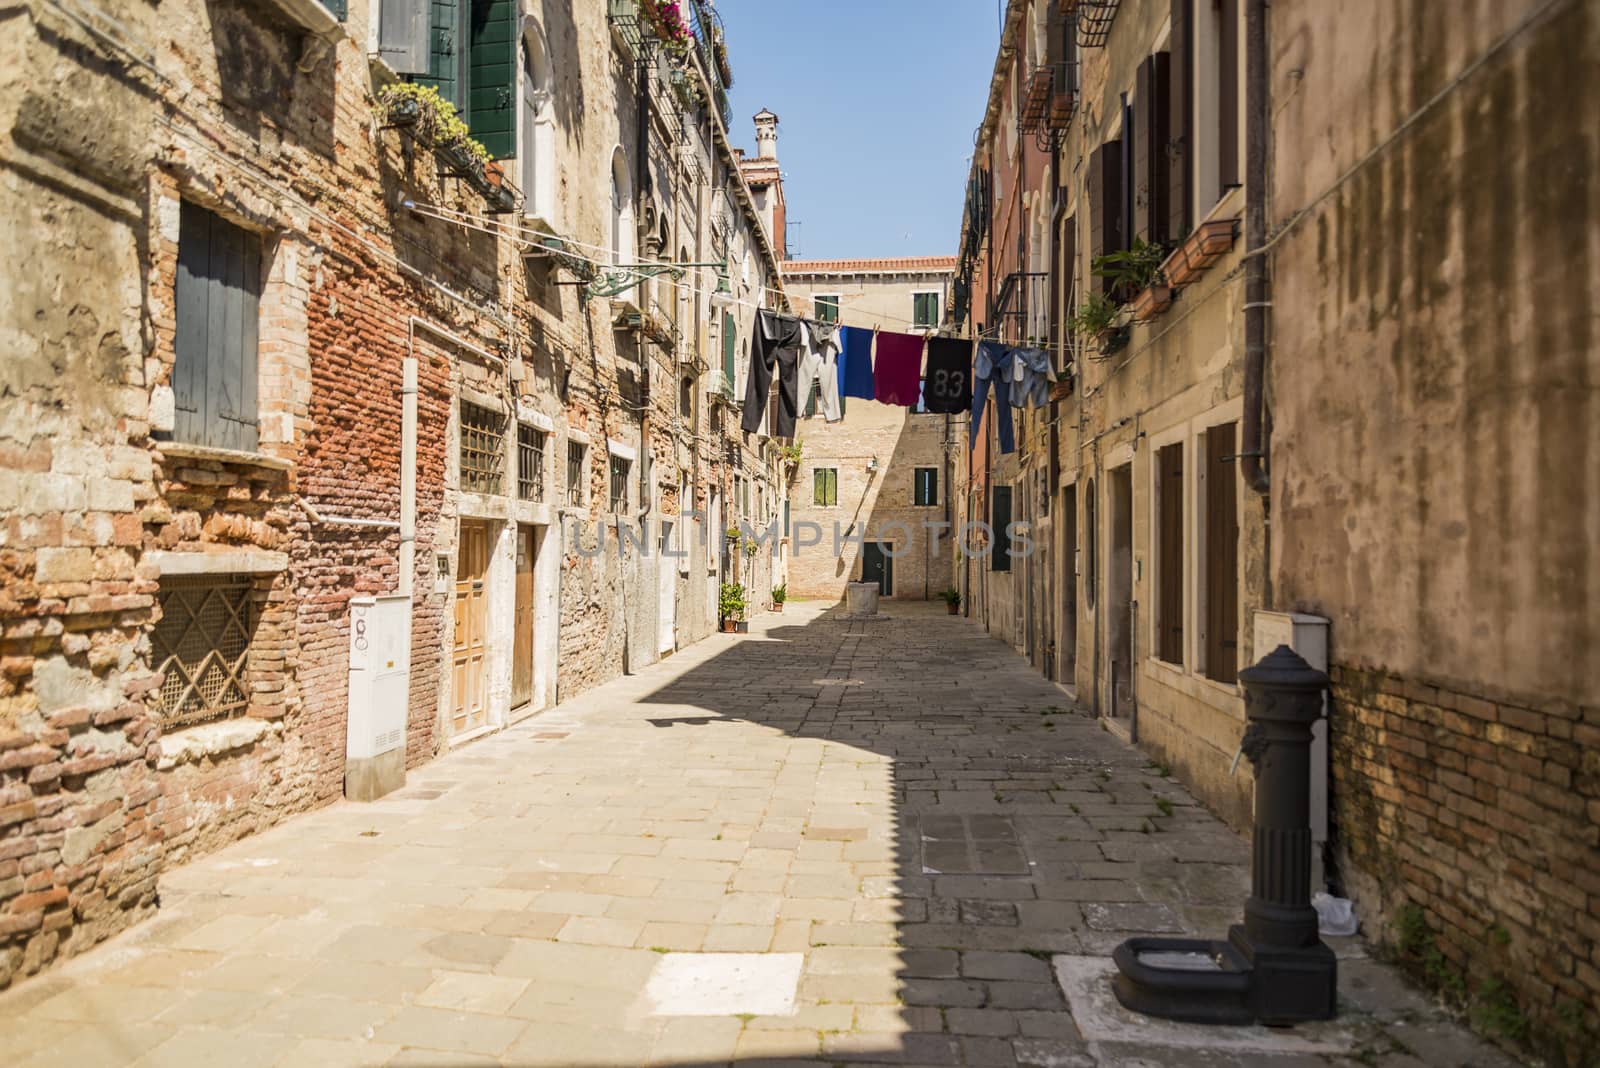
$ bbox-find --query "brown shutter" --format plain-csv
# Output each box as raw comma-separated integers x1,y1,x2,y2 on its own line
1146,52,1172,245
1088,142,1123,296
1205,423,1238,683
1158,443,1184,663
1218,0,1240,191
1133,58,1153,244
1169,0,1193,239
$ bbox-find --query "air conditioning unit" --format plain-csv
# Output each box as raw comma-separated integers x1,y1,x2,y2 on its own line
346,593,411,800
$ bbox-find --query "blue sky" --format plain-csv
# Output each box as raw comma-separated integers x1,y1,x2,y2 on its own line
719,0,1001,261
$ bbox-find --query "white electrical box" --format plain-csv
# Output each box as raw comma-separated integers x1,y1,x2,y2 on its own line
347,594,411,761
1253,610,1330,890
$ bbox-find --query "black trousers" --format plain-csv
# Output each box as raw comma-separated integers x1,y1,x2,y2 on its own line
740,309,804,437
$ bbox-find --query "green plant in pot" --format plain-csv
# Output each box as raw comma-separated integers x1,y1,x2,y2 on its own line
771,583,787,611
1091,238,1168,299
718,582,748,632
939,586,962,614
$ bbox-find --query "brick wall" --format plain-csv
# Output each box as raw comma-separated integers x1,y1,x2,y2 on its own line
1330,665,1600,1061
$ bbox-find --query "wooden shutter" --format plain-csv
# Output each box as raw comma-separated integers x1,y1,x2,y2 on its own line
174,203,259,452
468,0,516,159
1169,0,1193,239
1205,422,1238,683
722,311,736,382
1157,443,1184,663
1218,0,1240,191
991,486,1012,572
407,0,461,109
379,0,430,74
1135,53,1172,245
1087,142,1123,296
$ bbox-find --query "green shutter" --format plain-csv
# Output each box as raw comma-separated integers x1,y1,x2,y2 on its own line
468,0,516,159
326,0,348,19
409,0,460,108
722,312,737,382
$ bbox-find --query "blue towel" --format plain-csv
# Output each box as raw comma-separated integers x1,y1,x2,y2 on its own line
837,325,876,400
971,341,1015,455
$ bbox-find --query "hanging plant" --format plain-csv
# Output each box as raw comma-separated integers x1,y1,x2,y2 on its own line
641,0,693,58
1091,238,1168,301
374,83,490,170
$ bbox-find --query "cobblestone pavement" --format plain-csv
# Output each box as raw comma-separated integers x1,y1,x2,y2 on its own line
0,602,1520,1067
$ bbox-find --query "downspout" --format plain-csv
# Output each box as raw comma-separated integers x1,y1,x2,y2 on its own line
400,354,418,598
1240,0,1271,498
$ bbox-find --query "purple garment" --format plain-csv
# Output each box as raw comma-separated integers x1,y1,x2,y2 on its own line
872,332,925,407
836,325,876,400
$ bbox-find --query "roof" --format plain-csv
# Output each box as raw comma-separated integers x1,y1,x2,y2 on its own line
780,256,958,276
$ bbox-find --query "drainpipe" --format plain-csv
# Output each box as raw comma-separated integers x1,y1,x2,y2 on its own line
400,355,418,597
1240,0,1270,497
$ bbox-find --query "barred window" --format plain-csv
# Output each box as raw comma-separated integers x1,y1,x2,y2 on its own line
460,403,505,495
609,454,631,512
566,442,586,506
152,576,255,728
517,425,546,501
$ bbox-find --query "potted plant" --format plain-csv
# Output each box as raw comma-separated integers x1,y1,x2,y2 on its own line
719,582,748,633
1069,290,1126,353
1161,219,1237,289
1092,238,1171,319
641,0,693,59
743,539,758,558
771,583,787,612
725,526,741,544
939,587,962,615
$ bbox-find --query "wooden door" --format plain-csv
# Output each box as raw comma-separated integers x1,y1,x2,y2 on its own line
861,542,893,597
511,525,535,709
452,522,490,737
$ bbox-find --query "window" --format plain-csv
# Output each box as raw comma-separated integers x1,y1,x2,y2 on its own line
610,147,634,271
1156,443,1184,664
1088,141,1125,297
1084,479,1098,609
913,468,938,507
991,485,1012,572
520,25,555,220
460,403,505,495
912,291,940,330
174,202,262,451
1204,422,1239,683
812,294,840,323
152,576,254,728
813,468,838,507
680,376,696,428
394,0,516,158
517,425,546,501
804,379,821,418
610,454,631,512
566,441,586,505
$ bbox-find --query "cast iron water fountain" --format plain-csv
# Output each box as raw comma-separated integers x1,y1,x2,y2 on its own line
1112,645,1338,1025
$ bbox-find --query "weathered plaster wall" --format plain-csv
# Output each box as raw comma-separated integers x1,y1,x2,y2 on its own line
1269,0,1599,1057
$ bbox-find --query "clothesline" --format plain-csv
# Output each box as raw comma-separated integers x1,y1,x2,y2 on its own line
410,201,1091,360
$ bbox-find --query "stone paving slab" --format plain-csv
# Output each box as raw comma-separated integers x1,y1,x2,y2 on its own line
0,602,1521,1067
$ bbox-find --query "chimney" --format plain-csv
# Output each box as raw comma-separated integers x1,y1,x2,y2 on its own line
753,108,779,160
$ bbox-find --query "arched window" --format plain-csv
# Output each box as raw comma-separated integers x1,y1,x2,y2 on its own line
610,148,633,268
520,22,555,222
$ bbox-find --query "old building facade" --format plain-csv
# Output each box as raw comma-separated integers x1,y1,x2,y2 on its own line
952,0,1599,1059
780,258,961,602
0,0,788,987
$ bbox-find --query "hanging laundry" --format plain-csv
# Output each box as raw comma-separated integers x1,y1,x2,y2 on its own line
873,331,925,408
742,309,804,437
922,337,974,414
1007,346,1053,408
971,341,1015,454
836,325,876,400
797,320,843,422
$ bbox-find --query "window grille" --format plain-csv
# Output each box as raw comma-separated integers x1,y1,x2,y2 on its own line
460,403,505,495
517,425,546,501
610,455,631,512
152,576,254,728
566,442,586,506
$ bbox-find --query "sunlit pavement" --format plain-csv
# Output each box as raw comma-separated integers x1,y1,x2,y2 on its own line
0,602,1516,1067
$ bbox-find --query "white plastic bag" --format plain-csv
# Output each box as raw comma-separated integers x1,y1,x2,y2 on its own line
1313,891,1358,936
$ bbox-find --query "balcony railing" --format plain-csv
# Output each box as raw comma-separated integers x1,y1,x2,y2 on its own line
1074,0,1121,49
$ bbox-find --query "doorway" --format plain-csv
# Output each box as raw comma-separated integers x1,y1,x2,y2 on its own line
861,542,894,597
1060,485,1078,685
1107,466,1134,719
657,520,676,655
452,521,491,737
511,524,535,709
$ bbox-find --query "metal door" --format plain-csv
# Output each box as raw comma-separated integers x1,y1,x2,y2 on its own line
861,542,893,597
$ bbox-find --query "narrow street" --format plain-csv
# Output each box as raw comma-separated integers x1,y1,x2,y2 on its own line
0,604,1512,1068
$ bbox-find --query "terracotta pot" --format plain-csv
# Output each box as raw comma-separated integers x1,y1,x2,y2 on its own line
484,161,505,188
946,602,960,615
772,602,784,612
721,619,738,633
1131,284,1173,322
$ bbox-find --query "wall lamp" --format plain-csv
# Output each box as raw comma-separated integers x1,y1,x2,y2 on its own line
866,457,880,474
584,257,734,310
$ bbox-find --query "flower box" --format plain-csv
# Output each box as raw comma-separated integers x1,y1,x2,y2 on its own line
1162,219,1237,289
1049,377,1074,401
1130,284,1173,322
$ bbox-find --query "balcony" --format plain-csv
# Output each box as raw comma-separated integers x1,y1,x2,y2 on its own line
1074,0,1121,49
